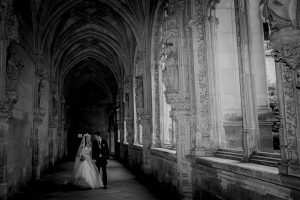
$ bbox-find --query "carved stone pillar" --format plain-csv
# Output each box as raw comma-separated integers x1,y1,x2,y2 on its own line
270,28,300,177
116,120,124,144
125,119,134,145
168,98,192,200
235,0,258,159
126,119,135,166
0,3,20,198
141,113,152,173
204,1,226,151
58,125,64,160
32,54,46,179
0,115,9,200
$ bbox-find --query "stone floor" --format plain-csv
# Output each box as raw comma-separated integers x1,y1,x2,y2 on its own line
9,159,162,200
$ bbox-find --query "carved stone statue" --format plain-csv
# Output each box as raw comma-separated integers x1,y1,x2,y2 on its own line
135,76,144,108
260,0,298,30
6,42,24,103
37,79,45,110
161,52,179,92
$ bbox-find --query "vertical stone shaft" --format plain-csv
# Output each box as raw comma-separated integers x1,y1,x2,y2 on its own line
235,0,258,158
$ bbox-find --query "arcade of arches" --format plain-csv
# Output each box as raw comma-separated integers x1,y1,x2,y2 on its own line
1,0,300,199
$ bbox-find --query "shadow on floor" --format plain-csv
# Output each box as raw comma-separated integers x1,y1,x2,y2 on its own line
9,158,181,200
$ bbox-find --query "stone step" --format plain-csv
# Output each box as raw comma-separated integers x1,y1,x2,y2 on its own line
215,150,244,161
250,158,279,167
217,149,244,154
250,155,280,162
253,152,281,159
215,153,244,161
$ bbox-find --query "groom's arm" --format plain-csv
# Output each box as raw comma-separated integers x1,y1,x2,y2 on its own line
91,141,97,160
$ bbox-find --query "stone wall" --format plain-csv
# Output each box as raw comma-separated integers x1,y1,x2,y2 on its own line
191,157,300,200
117,144,180,198
7,46,34,195
118,142,300,200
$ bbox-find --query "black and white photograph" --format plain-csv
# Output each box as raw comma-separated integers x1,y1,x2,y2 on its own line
1,0,300,199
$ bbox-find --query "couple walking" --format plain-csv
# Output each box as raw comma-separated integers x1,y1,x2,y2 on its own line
68,131,109,189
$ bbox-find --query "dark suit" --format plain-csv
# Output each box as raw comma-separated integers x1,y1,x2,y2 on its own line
92,138,109,186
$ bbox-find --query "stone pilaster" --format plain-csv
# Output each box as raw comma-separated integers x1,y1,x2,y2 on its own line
57,125,64,160
235,0,258,159
0,114,9,200
32,112,43,179
140,112,152,173
0,2,19,198
169,98,192,200
116,120,124,143
32,54,46,179
270,28,300,177
204,0,226,151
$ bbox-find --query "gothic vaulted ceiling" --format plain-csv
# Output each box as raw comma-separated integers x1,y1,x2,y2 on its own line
13,0,160,102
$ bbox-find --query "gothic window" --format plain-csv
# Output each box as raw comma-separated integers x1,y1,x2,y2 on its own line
160,61,175,149
213,0,281,161
216,0,243,150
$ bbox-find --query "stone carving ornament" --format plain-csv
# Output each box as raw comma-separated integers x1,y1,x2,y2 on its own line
6,8,19,41
6,42,24,104
161,51,179,93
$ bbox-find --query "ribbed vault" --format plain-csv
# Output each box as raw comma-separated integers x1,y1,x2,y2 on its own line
26,0,157,103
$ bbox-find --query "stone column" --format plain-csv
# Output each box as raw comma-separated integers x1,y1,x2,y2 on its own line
204,1,226,150
116,120,124,144
126,119,135,166
32,54,47,179
0,3,8,199
259,0,300,175
270,28,300,177
235,0,258,159
248,0,270,110
141,113,152,173
58,125,64,160
0,3,20,198
168,98,192,200
0,115,9,200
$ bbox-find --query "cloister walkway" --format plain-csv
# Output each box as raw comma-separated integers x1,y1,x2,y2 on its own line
9,159,161,200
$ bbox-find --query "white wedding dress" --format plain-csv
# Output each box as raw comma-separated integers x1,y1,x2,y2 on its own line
68,135,103,188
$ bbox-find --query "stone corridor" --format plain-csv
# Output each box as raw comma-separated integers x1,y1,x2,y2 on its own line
9,159,162,200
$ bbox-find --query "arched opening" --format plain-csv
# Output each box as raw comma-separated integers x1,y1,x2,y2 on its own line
66,81,115,158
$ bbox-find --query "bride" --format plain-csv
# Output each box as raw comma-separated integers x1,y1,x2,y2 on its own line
67,133,103,188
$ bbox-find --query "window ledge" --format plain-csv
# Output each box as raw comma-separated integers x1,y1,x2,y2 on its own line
192,157,300,191
133,144,143,149
150,148,177,163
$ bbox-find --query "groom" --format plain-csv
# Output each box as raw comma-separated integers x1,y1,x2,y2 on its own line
92,131,109,189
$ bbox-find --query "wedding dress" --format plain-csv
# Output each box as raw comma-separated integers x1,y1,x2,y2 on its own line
68,134,103,188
